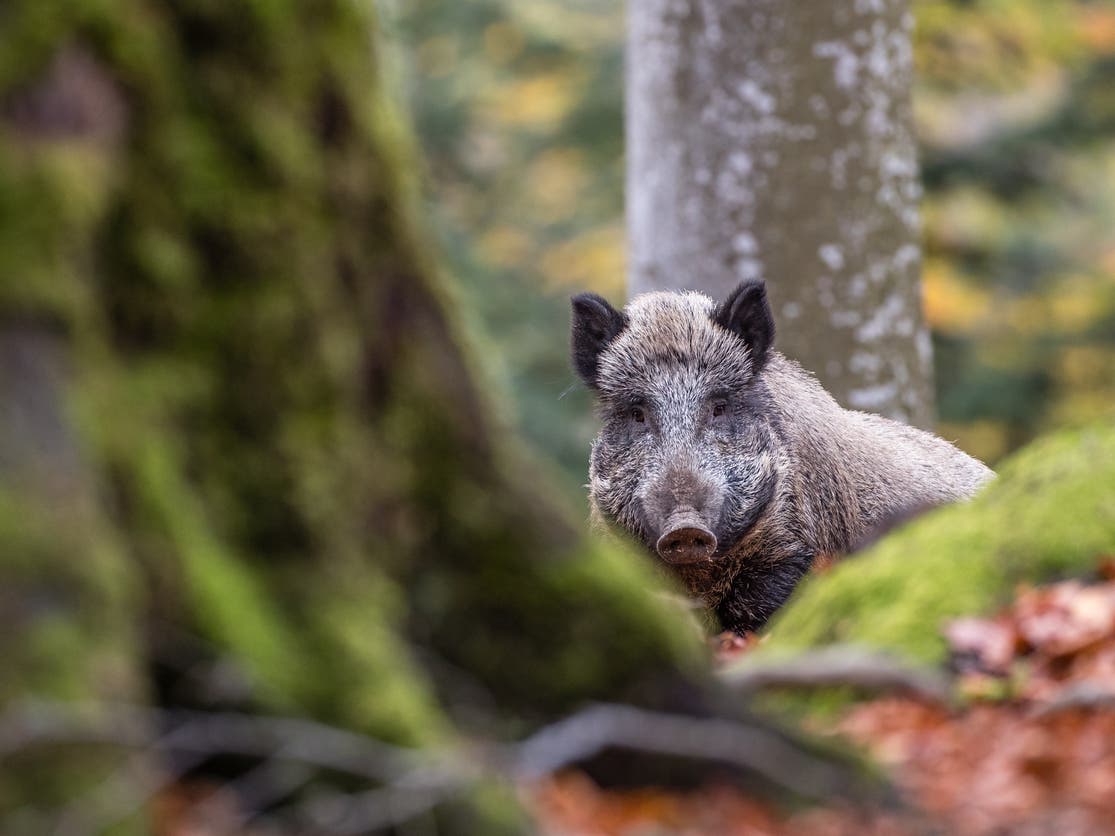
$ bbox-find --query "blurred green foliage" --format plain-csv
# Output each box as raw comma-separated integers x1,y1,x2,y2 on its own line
382,0,1115,491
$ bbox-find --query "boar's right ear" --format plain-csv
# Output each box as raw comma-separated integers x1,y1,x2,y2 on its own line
571,293,628,388
712,280,775,373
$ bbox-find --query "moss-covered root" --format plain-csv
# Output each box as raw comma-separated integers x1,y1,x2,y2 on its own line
764,424,1115,663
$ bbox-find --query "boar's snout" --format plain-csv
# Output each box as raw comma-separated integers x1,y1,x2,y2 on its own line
655,508,717,564
643,457,724,563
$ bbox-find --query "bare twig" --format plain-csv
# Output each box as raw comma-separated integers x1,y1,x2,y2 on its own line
0,701,419,782
186,759,316,834
718,645,954,706
1030,682,1115,718
300,756,481,835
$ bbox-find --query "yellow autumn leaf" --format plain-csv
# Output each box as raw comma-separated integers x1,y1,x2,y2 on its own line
922,259,992,332
524,148,587,223
477,224,533,268
539,224,625,295
478,71,583,130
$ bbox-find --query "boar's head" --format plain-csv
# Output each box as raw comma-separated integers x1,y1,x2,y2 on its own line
572,280,781,566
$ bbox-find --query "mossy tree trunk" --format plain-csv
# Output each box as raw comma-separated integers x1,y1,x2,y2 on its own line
0,1,735,830
627,0,934,427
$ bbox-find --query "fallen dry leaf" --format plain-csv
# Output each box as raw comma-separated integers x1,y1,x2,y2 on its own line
712,630,761,664
945,616,1020,675
1013,581,1115,657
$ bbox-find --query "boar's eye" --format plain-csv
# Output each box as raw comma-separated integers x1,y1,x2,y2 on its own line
630,406,646,423
712,400,729,418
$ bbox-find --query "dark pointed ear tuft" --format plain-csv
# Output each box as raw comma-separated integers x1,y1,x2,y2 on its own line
712,280,775,373
571,293,628,388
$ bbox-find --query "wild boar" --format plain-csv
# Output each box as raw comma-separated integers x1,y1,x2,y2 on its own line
571,280,993,633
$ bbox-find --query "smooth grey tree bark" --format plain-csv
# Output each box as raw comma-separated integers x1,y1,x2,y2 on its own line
627,0,934,427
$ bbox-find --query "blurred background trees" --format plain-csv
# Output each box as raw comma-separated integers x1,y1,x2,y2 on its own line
383,0,1115,492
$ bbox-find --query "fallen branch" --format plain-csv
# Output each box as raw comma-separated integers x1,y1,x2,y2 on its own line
718,645,954,706
1030,682,1115,718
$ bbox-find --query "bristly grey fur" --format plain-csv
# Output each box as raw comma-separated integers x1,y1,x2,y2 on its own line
574,285,994,634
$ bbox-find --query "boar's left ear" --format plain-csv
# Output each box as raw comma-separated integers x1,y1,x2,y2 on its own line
712,280,775,373
571,293,628,388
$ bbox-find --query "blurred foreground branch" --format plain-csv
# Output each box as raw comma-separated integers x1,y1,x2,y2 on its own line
0,698,874,833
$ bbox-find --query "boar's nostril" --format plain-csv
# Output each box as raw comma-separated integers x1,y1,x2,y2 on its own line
656,525,717,564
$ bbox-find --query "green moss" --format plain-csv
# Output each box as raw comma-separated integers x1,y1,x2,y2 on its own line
764,423,1115,663
0,489,139,701
131,438,306,705
0,487,141,819
307,575,450,746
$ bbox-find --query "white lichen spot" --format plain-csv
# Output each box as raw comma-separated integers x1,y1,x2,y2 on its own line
813,41,859,91
728,151,753,174
850,351,883,375
856,292,906,342
732,232,758,254
735,257,763,281
715,168,750,205
791,123,818,141
915,327,934,368
818,243,845,271
697,0,723,45
782,301,802,320
737,79,776,115
893,243,919,273
847,381,900,411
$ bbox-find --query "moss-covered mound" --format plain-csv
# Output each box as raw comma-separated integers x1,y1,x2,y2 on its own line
763,423,1115,663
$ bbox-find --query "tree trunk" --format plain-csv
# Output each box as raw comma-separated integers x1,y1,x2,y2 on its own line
627,0,934,427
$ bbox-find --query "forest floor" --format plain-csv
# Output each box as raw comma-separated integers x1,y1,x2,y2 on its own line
529,558,1115,835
